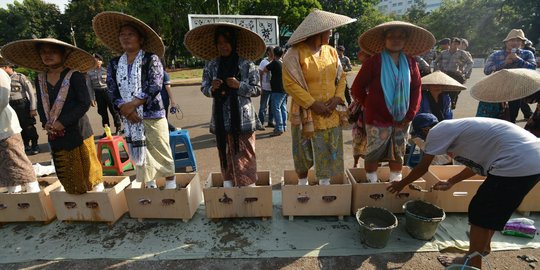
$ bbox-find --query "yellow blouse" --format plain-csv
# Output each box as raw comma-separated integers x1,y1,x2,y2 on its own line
283,43,346,130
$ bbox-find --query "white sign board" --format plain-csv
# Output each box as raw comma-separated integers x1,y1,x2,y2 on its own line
188,14,280,46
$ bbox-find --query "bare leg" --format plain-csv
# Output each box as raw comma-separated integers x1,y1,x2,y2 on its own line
365,161,378,173
388,161,403,172
353,155,360,168
468,224,495,268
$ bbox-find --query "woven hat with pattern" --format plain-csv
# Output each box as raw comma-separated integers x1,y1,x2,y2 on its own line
0,54,12,67
421,71,466,91
93,11,165,57
286,9,356,46
503,29,526,42
358,21,435,56
184,22,265,61
470,69,540,102
1,38,96,72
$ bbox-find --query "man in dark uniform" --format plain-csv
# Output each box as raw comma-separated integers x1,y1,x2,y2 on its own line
88,53,121,135
0,56,40,154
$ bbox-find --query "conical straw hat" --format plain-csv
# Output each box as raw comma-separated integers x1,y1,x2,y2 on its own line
358,21,435,56
1,38,95,72
93,11,165,57
421,71,466,91
0,54,12,67
184,22,265,61
286,9,356,46
470,69,540,102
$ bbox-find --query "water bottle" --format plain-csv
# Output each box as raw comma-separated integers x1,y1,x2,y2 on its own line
104,124,113,139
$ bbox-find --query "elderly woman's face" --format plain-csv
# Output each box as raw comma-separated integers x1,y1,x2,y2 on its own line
384,29,407,52
321,30,332,45
119,25,143,52
39,44,64,67
216,35,233,57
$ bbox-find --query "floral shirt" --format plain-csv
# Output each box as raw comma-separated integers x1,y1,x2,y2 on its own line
201,57,261,133
107,52,165,119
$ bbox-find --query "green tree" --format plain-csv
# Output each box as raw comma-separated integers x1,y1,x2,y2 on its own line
402,0,428,25
0,0,65,44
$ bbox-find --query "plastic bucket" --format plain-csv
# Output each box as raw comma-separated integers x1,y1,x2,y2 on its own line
445,265,480,270
403,200,445,240
356,206,398,248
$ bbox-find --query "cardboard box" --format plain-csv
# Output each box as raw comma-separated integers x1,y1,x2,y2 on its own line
517,181,540,213
347,167,427,214
0,178,61,223
281,170,352,220
125,173,202,221
203,171,272,219
422,165,485,213
50,176,130,225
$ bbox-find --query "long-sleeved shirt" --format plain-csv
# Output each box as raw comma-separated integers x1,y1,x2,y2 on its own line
484,48,537,75
0,69,21,140
107,51,165,119
283,43,346,130
351,53,422,127
434,49,473,78
35,69,93,151
9,72,37,110
418,91,453,121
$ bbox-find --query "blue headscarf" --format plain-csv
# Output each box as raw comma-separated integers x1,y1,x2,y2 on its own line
380,49,411,121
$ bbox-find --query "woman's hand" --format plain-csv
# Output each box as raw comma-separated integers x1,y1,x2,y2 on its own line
119,101,137,118
394,120,411,129
387,180,406,194
225,77,240,89
126,111,142,123
433,181,453,191
51,121,65,132
310,101,332,117
325,97,343,111
212,79,223,91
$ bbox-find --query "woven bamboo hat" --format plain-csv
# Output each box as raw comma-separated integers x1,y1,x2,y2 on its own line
503,29,526,42
470,69,540,102
286,9,356,46
183,22,265,61
421,71,466,91
0,54,12,67
358,21,435,56
93,11,165,57
1,38,95,72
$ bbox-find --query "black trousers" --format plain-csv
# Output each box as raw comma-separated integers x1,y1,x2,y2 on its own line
9,99,38,146
95,89,121,128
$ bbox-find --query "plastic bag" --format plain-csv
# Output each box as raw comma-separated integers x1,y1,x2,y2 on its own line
502,218,536,239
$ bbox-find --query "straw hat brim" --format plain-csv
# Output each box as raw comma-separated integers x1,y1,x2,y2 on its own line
358,21,436,56
0,38,96,72
93,11,165,57
183,22,266,61
286,9,356,46
470,69,540,102
421,71,467,91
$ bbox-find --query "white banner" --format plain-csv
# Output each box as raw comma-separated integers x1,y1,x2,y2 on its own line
188,14,280,46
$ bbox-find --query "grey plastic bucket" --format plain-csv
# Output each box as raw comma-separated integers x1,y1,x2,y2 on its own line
445,265,480,270
356,206,398,248
403,200,445,240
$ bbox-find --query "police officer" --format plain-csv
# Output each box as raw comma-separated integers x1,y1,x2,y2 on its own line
0,57,40,154
87,53,121,135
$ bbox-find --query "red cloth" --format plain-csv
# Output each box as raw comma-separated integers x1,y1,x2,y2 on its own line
351,53,422,127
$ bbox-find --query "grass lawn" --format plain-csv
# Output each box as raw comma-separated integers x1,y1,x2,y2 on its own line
168,65,360,81
168,68,203,80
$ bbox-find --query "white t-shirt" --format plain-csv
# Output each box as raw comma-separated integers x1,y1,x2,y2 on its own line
258,58,271,91
424,117,540,177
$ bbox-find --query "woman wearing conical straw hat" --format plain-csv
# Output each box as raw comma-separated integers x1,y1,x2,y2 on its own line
1,38,103,194
351,21,435,183
282,9,355,186
93,12,176,189
412,71,466,165
184,23,264,187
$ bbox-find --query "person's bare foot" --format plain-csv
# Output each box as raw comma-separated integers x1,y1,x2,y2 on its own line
437,254,466,267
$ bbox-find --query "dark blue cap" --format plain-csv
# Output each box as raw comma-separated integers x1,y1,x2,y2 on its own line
412,113,439,138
